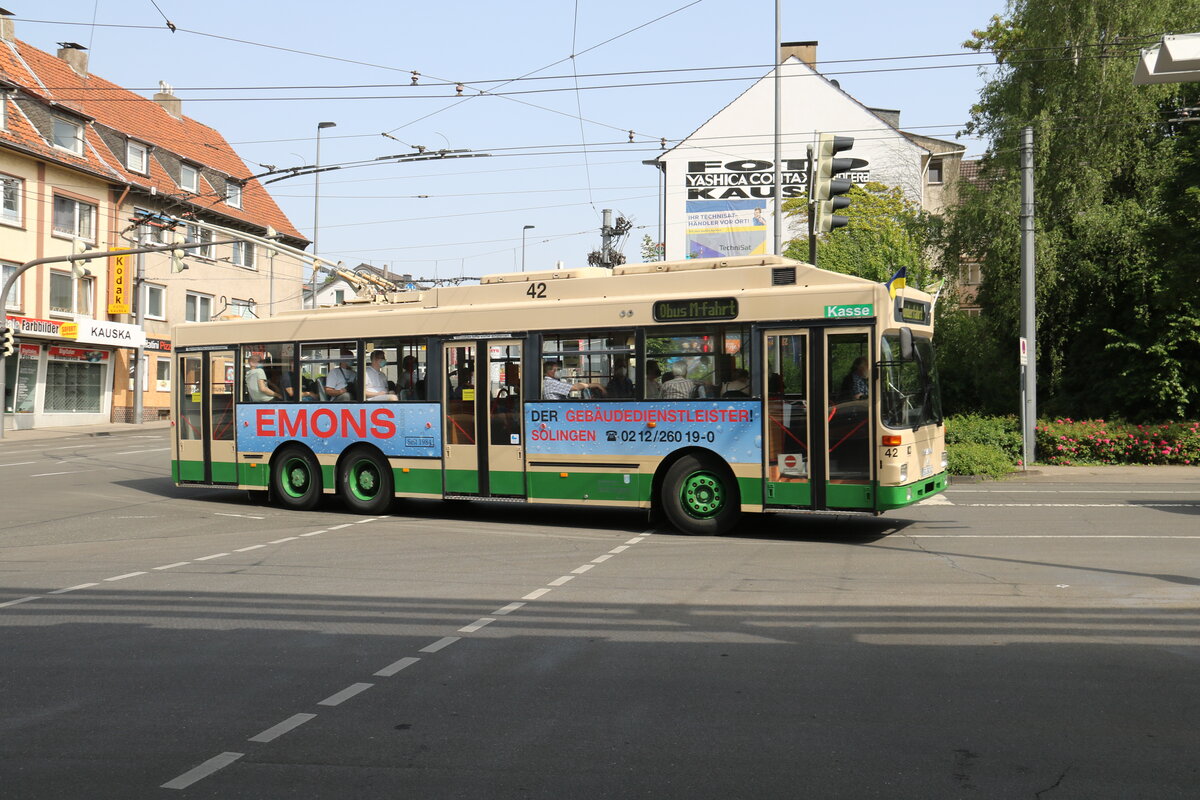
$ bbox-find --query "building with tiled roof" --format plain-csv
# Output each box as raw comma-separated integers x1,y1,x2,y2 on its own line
0,16,310,430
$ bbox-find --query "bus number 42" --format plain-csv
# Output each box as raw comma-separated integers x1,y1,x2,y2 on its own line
526,282,547,299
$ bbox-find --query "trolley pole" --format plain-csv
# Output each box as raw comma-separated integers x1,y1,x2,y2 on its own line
1019,126,1037,468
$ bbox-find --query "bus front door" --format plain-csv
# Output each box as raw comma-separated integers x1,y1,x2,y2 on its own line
175,349,237,484
825,329,873,510
443,340,526,498
763,331,814,508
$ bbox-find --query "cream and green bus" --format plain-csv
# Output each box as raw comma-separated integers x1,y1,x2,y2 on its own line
172,254,946,535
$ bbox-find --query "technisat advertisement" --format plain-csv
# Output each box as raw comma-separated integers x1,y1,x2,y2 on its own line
527,401,762,463
236,403,442,457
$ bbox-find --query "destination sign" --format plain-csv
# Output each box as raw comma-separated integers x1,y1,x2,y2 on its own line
896,299,930,324
653,297,738,323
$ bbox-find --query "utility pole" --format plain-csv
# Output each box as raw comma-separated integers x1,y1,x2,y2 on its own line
132,239,146,424
1019,126,1037,468
772,0,783,256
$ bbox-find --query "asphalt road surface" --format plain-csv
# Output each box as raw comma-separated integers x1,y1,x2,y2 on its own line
1,431,1197,798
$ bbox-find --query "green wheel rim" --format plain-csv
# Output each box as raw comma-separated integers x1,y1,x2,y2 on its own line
348,459,381,502
281,457,312,498
680,470,724,518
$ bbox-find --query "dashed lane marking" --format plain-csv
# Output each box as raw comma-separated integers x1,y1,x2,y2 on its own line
493,602,525,615
215,513,265,520
195,553,231,561
49,583,97,594
459,618,495,633
269,537,299,544
548,575,575,586
420,636,460,654
154,562,190,570
0,596,39,608
523,588,552,601
161,752,244,790
571,564,596,574
374,657,420,677
235,545,267,553
249,714,317,744
104,572,146,582
318,683,374,707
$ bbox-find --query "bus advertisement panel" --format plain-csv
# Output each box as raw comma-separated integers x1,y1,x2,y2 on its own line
236,403,442,457
527,401,761,463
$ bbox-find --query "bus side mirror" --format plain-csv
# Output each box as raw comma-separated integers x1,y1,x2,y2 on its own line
899,327,914,361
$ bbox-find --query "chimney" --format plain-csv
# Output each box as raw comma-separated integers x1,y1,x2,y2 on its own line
0,9,14,43
56,42,89,77
780,40,818,69
153,80,182,119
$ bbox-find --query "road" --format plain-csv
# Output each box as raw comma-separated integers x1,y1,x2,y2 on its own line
1,430,1198,798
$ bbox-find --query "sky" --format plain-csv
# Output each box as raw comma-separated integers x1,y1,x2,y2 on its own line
17,0,1007,282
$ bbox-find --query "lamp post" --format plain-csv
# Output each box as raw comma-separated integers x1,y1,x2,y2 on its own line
310,121,336,307
521,225,535,271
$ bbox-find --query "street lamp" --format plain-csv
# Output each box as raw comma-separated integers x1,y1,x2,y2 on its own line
310,121,336,307
522,225,535,272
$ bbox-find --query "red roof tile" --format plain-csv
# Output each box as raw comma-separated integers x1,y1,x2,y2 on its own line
0,37,306,243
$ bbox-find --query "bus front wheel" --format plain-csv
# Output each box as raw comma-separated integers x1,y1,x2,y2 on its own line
661,454,740,536
339,449,394,515
272,446,323,511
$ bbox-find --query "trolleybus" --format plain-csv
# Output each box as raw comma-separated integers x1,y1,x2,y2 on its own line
172,254,946,534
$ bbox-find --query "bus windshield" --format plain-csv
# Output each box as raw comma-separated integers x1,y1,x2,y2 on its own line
880,333,942,429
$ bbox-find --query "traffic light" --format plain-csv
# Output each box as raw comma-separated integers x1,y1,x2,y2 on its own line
811,134,867,233
2,326,13,357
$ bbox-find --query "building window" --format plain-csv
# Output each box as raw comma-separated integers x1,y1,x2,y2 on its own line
333,289,345,305
156,357,171,392
185,224,213,259
2,261,21,310
52,196,96,241
225,181,242,209
180,163,199,193
1,175,22,226
185,292,212,322
50,271,94,316
145,283,166,320
928,159,944,184
963,262,982,286
127,141,149,174
229,298,256,319
44,359,104,413
231,240,255,269
52,117,84,154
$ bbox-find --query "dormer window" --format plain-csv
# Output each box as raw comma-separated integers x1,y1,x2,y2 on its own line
928,159,944,185
225,180,242,209
127,140,149,175
52,116,84,154
180,162,199,193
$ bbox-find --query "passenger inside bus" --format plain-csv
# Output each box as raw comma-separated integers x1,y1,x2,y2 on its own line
365,350,399,402
325,351,357,402
542,360,605,399
661,361,696,399
606,360,634,397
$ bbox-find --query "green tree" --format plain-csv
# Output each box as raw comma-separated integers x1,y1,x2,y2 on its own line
783,182,941,290
640,234,663,262
946,0,1200,420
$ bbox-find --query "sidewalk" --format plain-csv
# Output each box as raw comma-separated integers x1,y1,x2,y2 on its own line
0,420,172,444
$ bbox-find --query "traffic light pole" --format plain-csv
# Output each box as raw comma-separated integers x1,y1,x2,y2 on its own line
806,144,817,265
0,238,243,440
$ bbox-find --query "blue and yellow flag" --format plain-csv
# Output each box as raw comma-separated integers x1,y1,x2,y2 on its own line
886,266,907,299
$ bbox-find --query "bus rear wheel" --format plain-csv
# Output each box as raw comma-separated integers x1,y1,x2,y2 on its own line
661,454,740,535
272,445,323,511
339,449,394,515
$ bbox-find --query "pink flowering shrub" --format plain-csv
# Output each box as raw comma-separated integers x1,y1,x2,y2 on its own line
1035,418,1200,466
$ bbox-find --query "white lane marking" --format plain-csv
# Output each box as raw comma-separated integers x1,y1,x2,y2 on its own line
299,531,324,537
269,537,298,544
571,564,595,574
162,751,244,790
195,553,230,561
31,470,92,477
50,583,98,594
235,544,267,553
45,444,100,451
626,537,646,544
609,545,630,554
105,571,146,582
318,683,374,707
215,513,265,520
115,448,170,455
154,562,190,570
907,534,1200,539
957,503,1200,508
523,588,551,601
920,495,954,505
329,524,353,530
548,575,575,586
375,656,420,677
354,519,373,524
420,636,460,653
459,618,495,633
248,713,317,743
0,596,40,608
591,554,613,563
0,461,38,467
493,602,525,615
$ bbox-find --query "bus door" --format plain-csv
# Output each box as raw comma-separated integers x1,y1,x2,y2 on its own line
175,349,237,484
763,331,814,508
824,329,874,510
442,339,526,497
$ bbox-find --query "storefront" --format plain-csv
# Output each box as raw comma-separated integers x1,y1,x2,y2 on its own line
2,315,144,431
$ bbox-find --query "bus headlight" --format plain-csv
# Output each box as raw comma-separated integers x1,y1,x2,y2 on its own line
900,463,908,483
941,452,948,470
